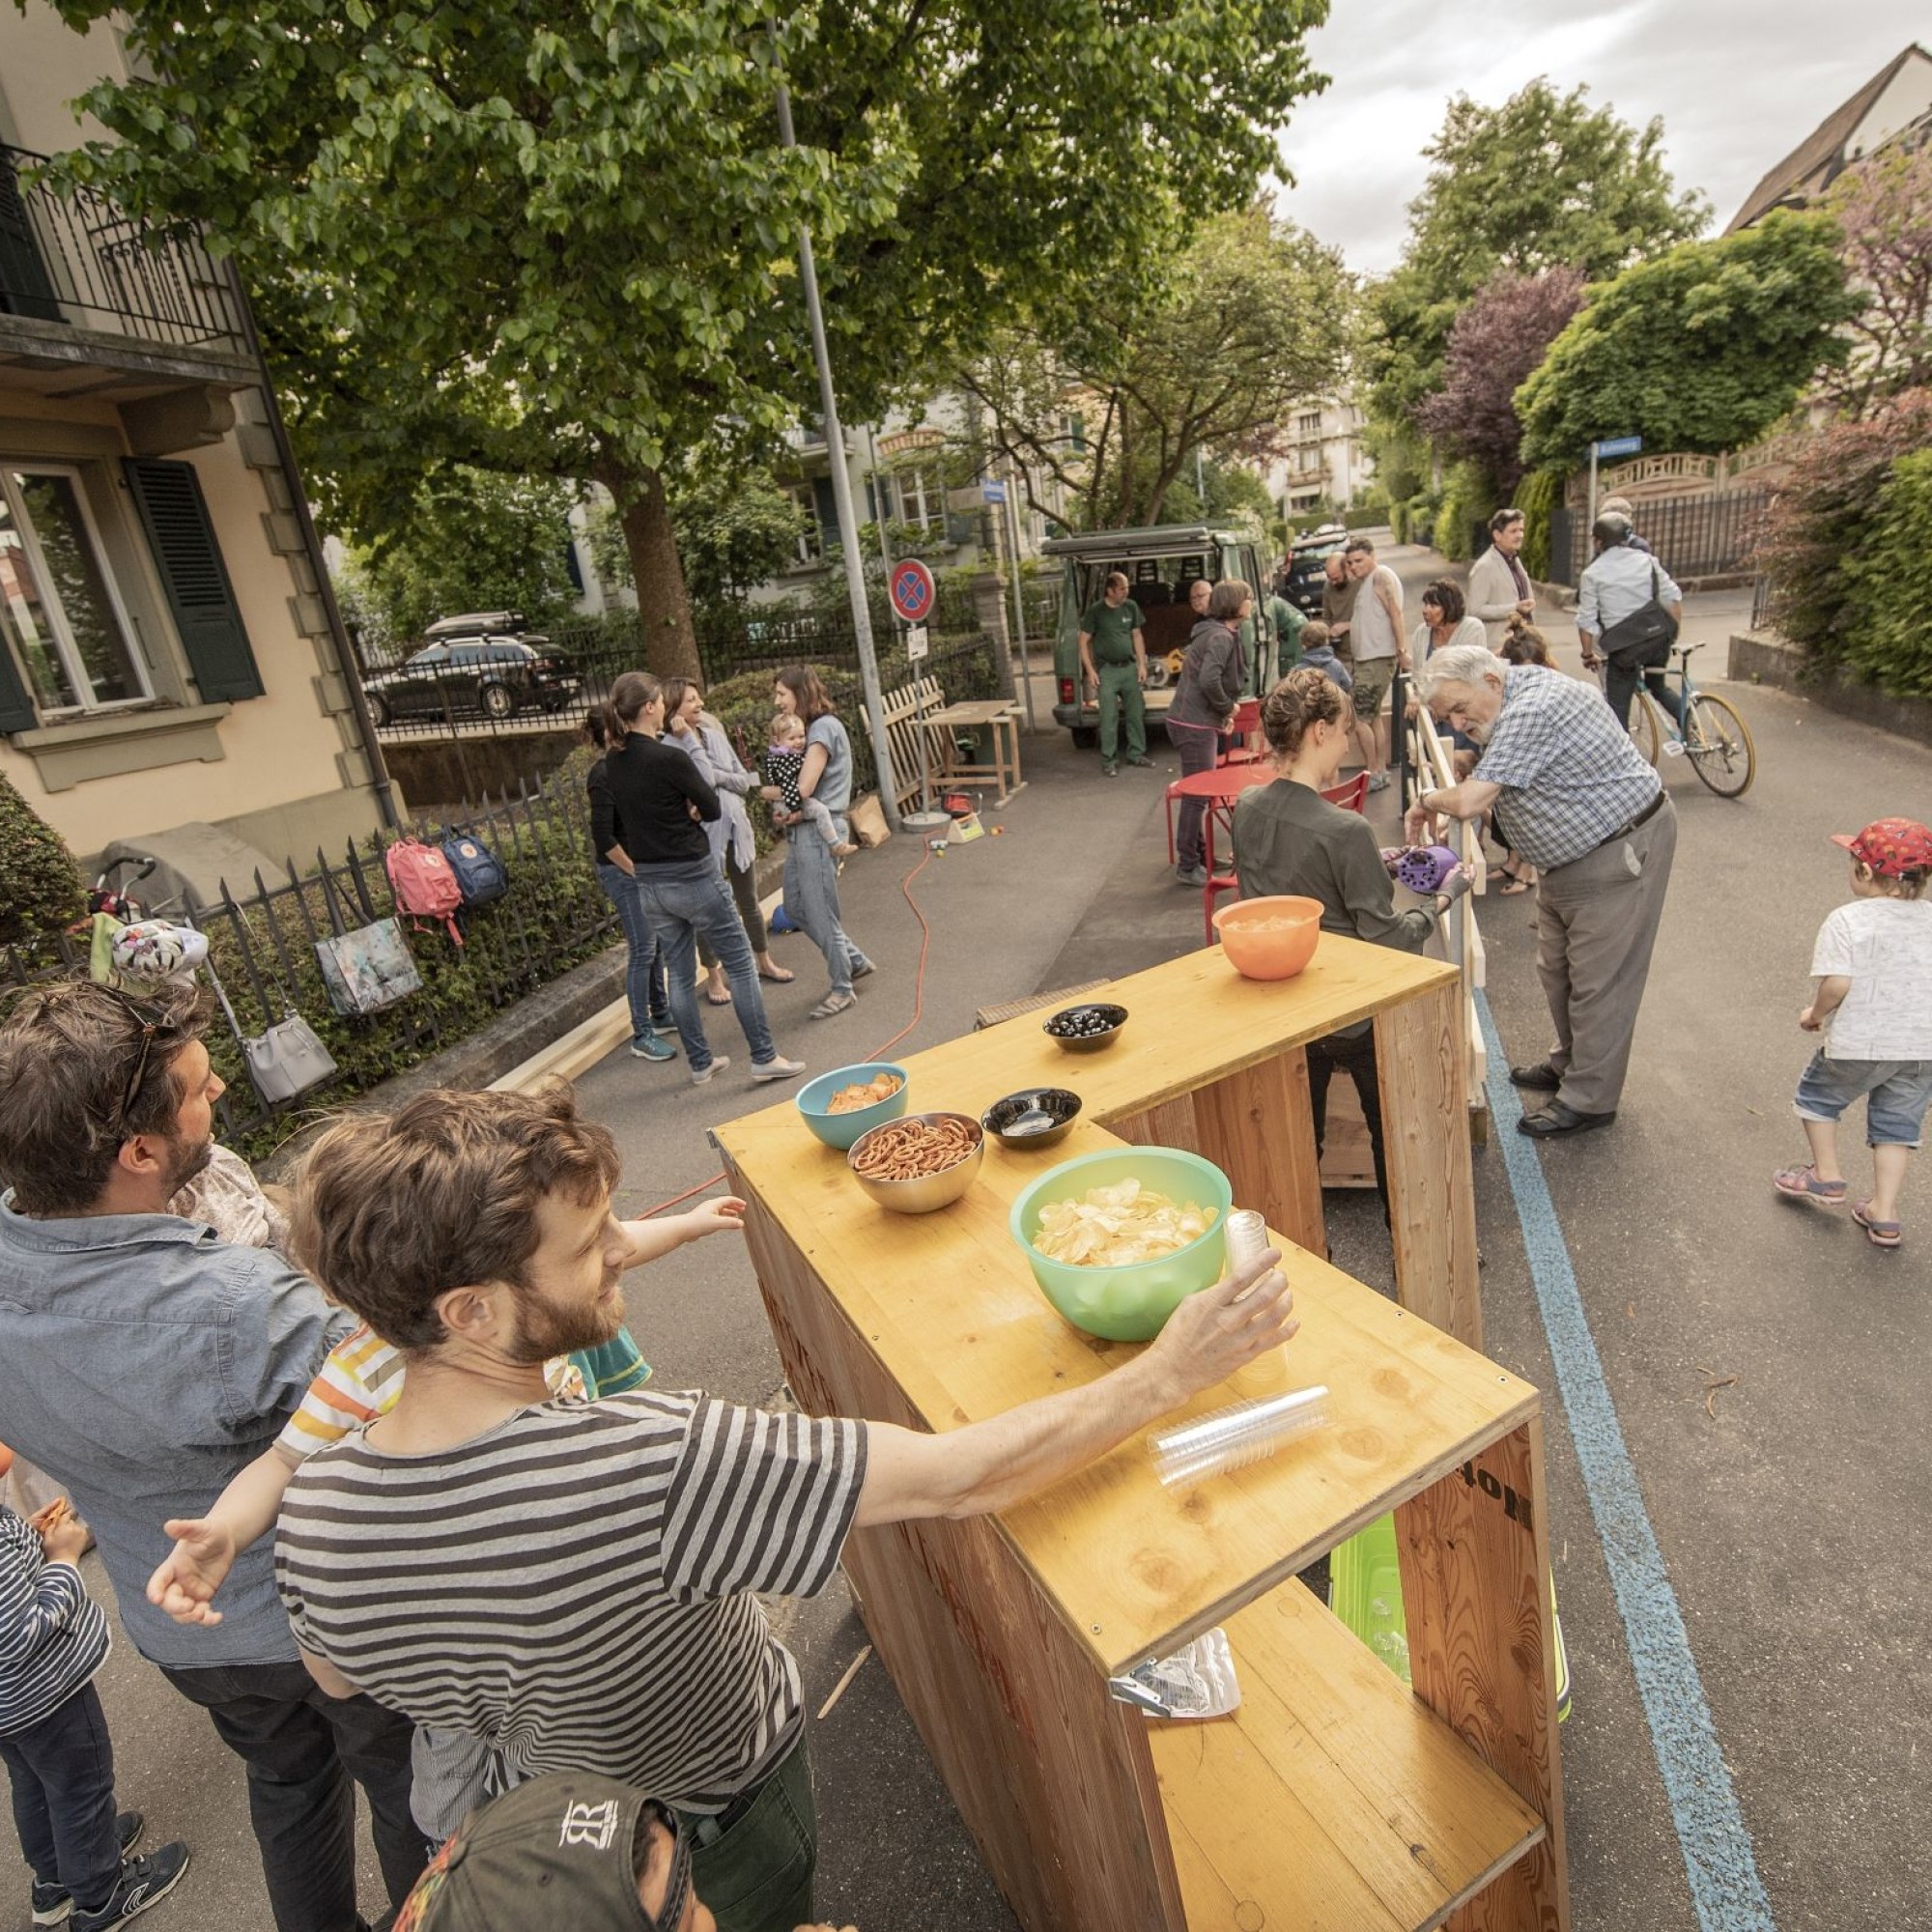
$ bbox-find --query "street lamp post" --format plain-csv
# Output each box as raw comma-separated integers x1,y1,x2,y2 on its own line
773,75,900,830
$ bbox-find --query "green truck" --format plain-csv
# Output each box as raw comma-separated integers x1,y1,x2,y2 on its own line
1041,524,1283,747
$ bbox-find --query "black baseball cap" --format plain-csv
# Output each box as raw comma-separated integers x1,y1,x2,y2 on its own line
395,1773,691,1932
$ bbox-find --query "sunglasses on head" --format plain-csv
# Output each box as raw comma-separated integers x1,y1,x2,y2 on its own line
14,982,181,1143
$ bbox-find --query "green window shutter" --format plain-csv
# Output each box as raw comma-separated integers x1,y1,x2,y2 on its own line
0,155,63,324
0,632,36,731
123,457,265,701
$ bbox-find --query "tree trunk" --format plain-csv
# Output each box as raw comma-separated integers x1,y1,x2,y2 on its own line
596,456,700,683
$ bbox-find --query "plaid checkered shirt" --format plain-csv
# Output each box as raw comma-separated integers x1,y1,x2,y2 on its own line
1473,666,1662,870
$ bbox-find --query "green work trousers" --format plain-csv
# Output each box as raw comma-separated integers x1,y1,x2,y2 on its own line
1095,660,1147,762
685,1731,817,1932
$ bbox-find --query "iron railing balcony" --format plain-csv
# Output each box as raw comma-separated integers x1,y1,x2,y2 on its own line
0,143,245,355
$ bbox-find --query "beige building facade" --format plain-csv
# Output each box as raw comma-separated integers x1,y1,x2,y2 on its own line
0,2,392,867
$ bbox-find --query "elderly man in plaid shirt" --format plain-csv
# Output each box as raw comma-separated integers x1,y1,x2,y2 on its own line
1405,643,1677,1137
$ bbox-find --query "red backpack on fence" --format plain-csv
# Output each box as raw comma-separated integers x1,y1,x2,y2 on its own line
384,838,466,945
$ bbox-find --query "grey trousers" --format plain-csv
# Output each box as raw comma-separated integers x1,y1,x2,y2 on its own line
1534,797,1677,1116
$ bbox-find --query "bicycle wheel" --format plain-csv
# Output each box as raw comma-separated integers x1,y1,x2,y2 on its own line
1627,693,1660,766
1684,693,1756,798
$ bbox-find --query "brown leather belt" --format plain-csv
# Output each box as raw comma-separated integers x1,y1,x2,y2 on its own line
1595,788,1665,851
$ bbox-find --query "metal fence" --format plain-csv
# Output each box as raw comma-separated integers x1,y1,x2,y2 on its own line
1,772,620,1155
0,144,246,352
1548,489,1773,586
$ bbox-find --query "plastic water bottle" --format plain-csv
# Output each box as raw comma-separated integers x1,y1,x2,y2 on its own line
1150,1385,1330,1489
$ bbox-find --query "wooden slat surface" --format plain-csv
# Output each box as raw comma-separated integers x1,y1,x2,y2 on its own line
717,1108,1533,1674
1151,1580,1545,1932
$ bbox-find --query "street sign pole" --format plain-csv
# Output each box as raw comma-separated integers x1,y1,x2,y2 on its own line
1588,441,1599,542
1587,436,1642,542
774,76,900,831
1003,470,1037,730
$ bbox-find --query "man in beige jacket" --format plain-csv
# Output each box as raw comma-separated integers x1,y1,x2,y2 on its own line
1467,507,1536,647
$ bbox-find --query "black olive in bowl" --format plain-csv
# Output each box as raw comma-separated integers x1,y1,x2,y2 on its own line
1043,1003,1128,1055
981,1088,1083,1150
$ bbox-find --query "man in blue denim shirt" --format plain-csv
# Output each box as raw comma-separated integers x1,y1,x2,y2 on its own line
0,981,423,1932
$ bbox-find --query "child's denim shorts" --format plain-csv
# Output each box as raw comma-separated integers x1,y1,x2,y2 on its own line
1793,1051,1932,1148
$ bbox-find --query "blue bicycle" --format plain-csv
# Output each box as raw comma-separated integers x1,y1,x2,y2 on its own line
1619,641,1757,798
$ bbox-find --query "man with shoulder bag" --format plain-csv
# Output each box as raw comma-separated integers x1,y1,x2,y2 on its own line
1577,512,1685,734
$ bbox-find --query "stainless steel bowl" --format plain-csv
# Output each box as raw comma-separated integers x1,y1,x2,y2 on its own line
847,1111,985,1214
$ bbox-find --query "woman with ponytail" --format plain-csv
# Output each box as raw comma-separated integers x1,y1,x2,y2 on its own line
601,671,805,1089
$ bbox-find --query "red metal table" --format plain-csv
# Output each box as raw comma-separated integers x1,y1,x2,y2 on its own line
1163,763,1274,873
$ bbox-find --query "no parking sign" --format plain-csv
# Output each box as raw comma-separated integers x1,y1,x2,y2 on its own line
889,559,936,624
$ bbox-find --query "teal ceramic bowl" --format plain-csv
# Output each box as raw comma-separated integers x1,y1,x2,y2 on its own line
794,1063,910,1151
1009,1147,1234,1342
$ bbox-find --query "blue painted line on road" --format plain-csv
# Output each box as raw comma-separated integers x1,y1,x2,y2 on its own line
1476,990,1775,1932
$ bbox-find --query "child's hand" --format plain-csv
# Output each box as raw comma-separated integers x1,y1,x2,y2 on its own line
40,1509,88,1567
147,1518,239,1627
683,1197,748,1241
1799,1006,1822,1032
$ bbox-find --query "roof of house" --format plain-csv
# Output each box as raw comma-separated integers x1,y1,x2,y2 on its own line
1725,43,1932,233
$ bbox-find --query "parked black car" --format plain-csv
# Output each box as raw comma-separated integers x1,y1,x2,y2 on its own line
363,631,580,726
1282,524,1349,615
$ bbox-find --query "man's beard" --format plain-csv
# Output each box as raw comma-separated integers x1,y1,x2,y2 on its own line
1461,718,1493,746
509,1279,624,1363
163,1131,214,1198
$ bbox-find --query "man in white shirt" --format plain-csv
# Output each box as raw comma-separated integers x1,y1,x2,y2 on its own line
1341,537,1407,791
1577,513,1683,734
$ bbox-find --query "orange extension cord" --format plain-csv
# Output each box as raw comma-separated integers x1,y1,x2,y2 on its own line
633,843,938,1218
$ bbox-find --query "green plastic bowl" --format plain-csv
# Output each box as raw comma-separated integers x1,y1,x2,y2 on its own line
794,1064,909,1151
1009,1147,1234,1342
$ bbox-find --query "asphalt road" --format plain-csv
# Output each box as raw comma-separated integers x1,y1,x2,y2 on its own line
33,544,1930,1932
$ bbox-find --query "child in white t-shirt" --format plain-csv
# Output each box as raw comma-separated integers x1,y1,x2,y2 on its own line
1773,818,1932,1248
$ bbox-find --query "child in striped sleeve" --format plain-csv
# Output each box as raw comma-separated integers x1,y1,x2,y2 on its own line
1,1497,188,1930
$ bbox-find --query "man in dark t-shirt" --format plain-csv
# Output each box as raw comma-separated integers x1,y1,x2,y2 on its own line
1076,571,1151,776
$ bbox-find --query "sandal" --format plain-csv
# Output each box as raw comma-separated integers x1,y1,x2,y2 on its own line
1853,1199,1902,1248
705,989,733,1007
1497,873,1533,896
757,964,795,984
1772,1164,1847,1207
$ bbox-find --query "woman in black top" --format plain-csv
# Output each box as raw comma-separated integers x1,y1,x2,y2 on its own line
600,671,803,1090
584,713,676,1061
1232,668,1466,1206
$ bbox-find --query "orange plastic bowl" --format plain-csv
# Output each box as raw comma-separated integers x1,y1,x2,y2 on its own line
1212,895,1324,980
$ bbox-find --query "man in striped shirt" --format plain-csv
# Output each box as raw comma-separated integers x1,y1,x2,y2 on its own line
246,1085,1293,1932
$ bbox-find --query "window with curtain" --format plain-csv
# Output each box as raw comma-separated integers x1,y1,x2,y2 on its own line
0,467,147,715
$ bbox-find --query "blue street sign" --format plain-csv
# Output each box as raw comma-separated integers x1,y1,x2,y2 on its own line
980,479,1008,504
1592,435,1642,460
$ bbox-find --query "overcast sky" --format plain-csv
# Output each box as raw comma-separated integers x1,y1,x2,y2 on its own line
1273,0,1927,272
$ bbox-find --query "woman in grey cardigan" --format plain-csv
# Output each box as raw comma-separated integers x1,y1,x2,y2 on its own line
1168,579,1251,887
663,676,796,1002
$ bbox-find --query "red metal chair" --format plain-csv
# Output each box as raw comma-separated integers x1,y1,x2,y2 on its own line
1218,698,1264,767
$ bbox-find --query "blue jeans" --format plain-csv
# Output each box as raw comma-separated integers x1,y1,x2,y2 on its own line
0,1682,120,1914
637,868,778,1072
782,825,868,997
1794,1051,1932,1148
597,863,671,1040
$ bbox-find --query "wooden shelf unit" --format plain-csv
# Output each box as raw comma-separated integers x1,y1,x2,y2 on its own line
716,936,1566,1932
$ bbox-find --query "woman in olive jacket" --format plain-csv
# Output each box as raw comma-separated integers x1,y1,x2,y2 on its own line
1167,579,1251,886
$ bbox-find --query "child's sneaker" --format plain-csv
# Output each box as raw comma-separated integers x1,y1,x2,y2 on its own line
71,1843,188,1932
32,1811,144,1923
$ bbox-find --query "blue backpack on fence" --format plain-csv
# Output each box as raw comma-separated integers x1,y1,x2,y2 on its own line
440,828,508,908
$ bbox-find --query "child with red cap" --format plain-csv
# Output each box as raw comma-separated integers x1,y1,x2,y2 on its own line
1774,817,1932,1247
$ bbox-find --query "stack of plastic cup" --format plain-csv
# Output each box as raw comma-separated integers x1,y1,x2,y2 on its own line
1150,1384,1330,1488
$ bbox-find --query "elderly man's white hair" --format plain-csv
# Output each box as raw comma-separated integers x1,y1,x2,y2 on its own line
1414,642,1504,698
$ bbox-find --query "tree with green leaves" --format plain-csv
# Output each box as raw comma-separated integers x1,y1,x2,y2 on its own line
336,468,580,659
46,0,1329,681
588,467,807,610
1362,79,1708,440
1516,212,1860,470
963,204,1351,530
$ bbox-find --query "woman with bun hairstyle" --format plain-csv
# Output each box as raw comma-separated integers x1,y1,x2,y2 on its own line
1232,668,1469,1204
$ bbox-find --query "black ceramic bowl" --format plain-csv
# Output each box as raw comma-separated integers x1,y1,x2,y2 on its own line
981,1087,1084,1151
1042,1002,1128,1055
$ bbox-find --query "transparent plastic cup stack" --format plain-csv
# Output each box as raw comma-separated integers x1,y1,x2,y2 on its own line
1150,1208,1329,1488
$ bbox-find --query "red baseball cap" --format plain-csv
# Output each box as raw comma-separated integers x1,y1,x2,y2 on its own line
1831,818,1932,877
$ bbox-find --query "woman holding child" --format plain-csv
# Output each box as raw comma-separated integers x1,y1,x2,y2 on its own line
764,668,875,1020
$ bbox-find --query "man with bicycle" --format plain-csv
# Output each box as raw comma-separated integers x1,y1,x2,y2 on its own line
1405,642,1676,1139
1577,511,1685,735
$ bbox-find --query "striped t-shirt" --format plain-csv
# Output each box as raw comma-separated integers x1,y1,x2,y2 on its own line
0,1506,110,1734
274,1391,867,1811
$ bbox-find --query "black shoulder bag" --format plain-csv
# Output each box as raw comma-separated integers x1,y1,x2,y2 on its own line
1599,561,1679,672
